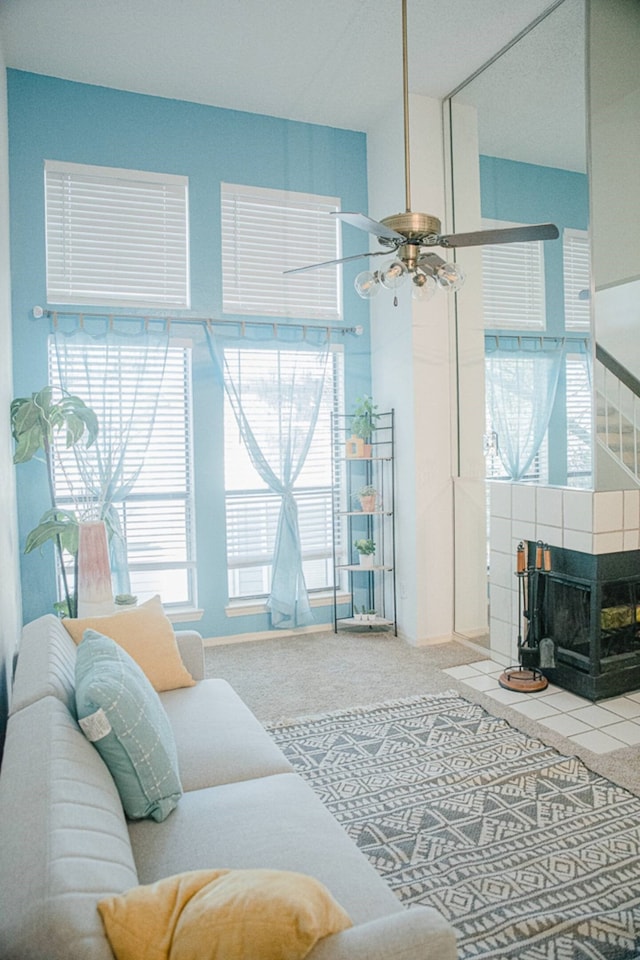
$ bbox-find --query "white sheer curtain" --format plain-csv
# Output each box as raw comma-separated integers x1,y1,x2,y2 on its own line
207,325,330,628
485,337,565,480
51,321,169,593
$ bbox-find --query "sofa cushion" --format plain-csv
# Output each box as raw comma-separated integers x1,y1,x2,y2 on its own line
10,614,78,716
64,594,195,691
98,868,352,960
0,695,139,960
159,678,293,791
129,772,403,928
76,629,182,822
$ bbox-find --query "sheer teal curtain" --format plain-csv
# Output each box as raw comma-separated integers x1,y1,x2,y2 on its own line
52,320,169,593
207,324,330,628
485,336,565,480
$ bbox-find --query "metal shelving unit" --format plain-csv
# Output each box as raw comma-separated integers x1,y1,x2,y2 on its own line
331,409,397,634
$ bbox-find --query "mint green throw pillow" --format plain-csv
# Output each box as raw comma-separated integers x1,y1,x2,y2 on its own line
75,629,182,822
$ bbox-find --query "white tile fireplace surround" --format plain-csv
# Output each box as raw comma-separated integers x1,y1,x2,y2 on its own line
488,482,640,664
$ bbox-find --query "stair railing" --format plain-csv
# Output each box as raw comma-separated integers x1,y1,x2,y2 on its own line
595,343,640,483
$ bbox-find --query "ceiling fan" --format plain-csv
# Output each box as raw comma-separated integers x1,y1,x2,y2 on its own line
285,0,559,302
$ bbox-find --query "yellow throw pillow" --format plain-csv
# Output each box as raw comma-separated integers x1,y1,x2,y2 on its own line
63,595,195,692
98,868,352,960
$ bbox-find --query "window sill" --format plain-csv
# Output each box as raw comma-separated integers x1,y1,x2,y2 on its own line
166,607,204,624
225,591,350,619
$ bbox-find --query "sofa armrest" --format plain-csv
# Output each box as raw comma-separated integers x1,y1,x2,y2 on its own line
175,630,205,681
308,907,457,960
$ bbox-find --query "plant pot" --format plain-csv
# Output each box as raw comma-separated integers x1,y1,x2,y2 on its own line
359,495,376,513
358,553,374,568
345,436,372,459
77,520,114,617
345,436,365,458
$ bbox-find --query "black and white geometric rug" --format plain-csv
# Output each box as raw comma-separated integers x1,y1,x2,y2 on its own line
267,692,640,959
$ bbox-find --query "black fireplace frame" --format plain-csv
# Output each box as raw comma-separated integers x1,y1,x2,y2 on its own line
533,545,640,700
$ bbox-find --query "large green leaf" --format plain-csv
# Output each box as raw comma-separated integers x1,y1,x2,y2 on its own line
10,388,99,464
24,509,79,557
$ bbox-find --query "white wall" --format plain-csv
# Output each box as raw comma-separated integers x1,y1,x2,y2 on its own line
0,42,23,745
596,280,640,382
447,99,489,638
589,0,640,290
367,94,455,644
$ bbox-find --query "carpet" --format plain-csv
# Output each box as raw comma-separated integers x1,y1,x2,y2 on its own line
267,692,640,959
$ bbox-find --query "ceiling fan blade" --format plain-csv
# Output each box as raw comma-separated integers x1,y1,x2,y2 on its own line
283,249,390,276
439,223,560,248
331,211,405,242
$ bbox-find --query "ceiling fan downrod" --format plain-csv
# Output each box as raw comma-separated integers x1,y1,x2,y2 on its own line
402,0,411,215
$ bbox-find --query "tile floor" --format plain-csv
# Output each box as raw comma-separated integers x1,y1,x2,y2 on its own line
444,659,640,754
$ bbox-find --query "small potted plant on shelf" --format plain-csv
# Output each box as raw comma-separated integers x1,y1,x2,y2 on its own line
357,484,378,513
354,537,376,568
346,396,380,459
366,609,377,622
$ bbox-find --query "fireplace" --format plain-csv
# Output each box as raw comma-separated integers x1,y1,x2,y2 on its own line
530,544,640,700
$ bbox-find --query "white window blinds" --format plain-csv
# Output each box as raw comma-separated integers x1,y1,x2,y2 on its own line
481,220,546,329
221,183,342,320
45,160,190,307
563,228,591,331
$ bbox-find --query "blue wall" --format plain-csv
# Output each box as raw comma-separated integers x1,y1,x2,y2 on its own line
8,70,372,636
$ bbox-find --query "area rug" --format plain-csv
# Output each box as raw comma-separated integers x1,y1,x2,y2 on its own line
267,692,640,959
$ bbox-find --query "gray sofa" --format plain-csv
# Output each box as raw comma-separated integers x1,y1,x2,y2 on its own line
0,614,457,959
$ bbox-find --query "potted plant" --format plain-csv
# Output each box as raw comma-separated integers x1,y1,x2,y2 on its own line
354,537,376,568
115,593,138,608
346,396,380,458
357,484,378,513
11,386,99,617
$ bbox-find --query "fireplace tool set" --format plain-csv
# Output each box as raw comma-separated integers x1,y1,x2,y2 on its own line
498,540,555,692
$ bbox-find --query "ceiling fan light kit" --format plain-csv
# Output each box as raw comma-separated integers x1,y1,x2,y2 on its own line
284,0,559,304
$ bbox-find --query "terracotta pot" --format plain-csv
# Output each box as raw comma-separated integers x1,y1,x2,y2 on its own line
359,494,376,513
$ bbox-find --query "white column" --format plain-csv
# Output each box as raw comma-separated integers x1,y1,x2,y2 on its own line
367,94,455,644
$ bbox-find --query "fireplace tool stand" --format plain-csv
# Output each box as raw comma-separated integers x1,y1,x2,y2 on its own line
499,541,549,692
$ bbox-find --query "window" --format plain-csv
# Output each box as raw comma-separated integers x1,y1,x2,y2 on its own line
224,346,343,599
481,220,546,329
221,183,342,320
45,160,190,307
563,228,591,331
49,340,196,607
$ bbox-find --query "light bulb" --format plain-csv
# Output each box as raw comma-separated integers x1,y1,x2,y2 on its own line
354,270,381,299
436,261,465,292
411,272,437,301
379,259,408,290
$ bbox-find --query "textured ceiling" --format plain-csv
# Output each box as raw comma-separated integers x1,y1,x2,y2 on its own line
0,0,585,169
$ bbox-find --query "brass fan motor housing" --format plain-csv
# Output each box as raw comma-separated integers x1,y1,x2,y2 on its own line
381,211,442,244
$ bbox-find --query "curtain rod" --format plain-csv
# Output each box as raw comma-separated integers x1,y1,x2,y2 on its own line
32,306,363,337
485,334,590,346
